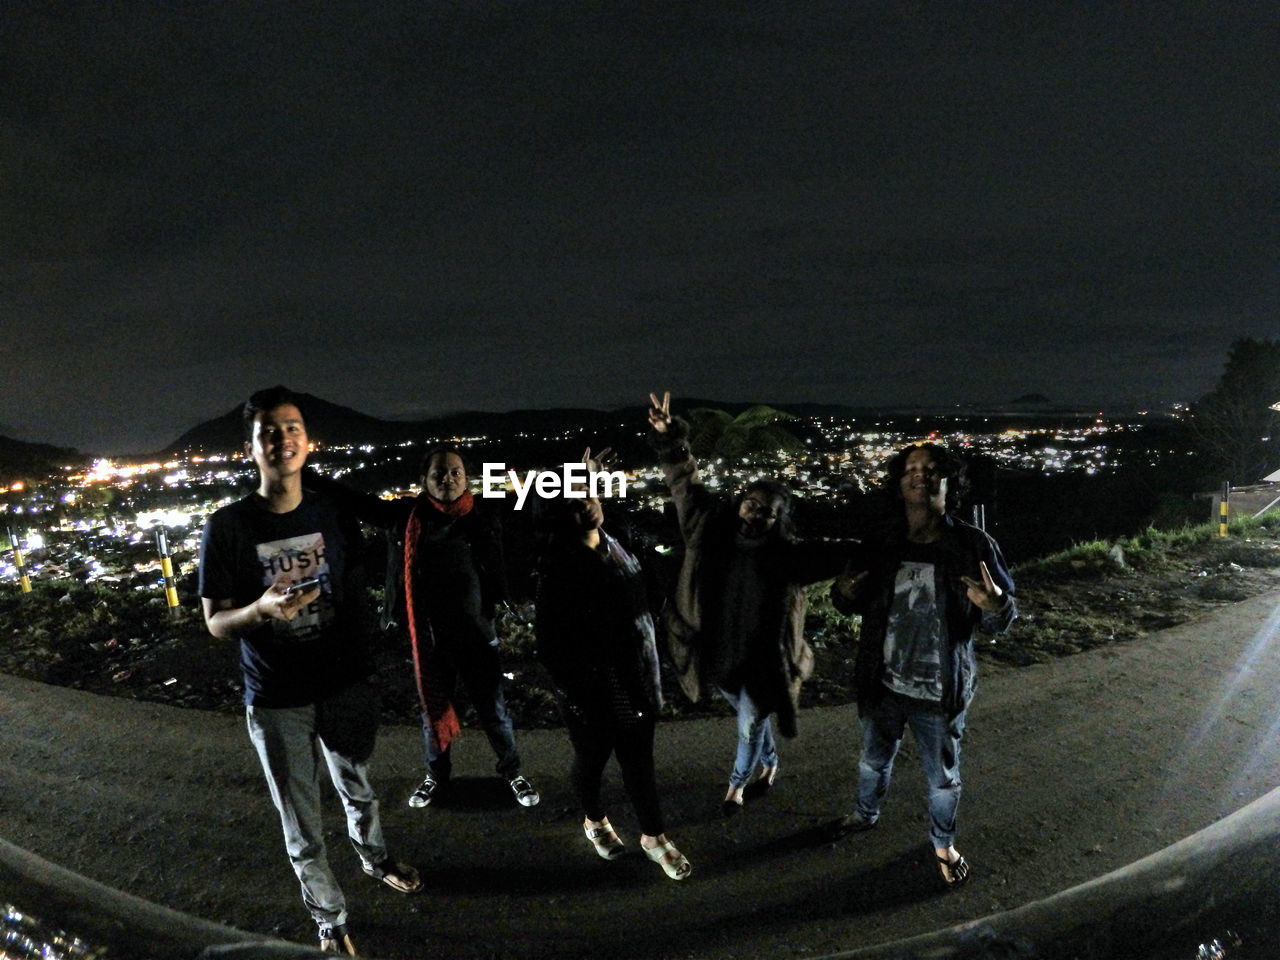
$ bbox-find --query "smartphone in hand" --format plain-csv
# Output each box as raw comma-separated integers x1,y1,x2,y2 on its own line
284,577,322,596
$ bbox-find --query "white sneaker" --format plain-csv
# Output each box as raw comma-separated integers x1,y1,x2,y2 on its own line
509,775,540,807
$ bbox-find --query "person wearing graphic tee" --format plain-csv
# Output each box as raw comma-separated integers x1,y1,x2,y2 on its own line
832,443,1016,889
198,386,421,955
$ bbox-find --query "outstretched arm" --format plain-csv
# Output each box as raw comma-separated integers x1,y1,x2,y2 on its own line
303,466,406,529
646,390,714,538
831,564,873,616
787,538,860,586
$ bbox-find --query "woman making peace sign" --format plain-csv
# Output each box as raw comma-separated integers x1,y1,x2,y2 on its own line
831,443,1016,888
647,391,847,813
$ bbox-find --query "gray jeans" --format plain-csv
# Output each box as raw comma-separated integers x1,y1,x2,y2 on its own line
246,697,387,929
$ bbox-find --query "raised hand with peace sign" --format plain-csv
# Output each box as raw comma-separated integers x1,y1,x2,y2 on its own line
959,560,1005,612
647,391,672,434
580,446,618,475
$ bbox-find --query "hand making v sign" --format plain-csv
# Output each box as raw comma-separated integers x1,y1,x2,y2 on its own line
648,391,672,434
959,560,1004,612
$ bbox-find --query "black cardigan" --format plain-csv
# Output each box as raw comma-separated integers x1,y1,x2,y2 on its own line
833,515,1017,718
535,531,662,720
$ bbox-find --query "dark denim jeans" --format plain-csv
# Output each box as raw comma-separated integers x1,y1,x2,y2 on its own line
718,685,779,789
857,689,967,849
421,640,520,781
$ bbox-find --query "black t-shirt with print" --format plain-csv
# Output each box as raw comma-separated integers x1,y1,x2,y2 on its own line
882,539,947,701
198,491,370,707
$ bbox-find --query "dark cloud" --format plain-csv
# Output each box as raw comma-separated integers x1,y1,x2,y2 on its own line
2,1,1276,451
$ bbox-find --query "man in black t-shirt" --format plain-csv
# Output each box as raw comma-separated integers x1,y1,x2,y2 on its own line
198,386,421,955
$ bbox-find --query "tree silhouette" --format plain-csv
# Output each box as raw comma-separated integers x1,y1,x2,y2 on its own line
685,405,806,460
1192,338,1280,482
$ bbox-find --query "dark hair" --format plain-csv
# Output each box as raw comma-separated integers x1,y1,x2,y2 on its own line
419,444,470,477
532,494,588,545
883,442,969,513
242,385,304,442
738,478,796,542
529,494,606,581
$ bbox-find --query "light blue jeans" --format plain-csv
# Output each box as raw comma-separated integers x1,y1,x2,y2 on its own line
247,701,388,929
856,689,967,849
718,686,778,788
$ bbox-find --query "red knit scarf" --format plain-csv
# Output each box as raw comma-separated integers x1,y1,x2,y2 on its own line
403,491,475,752
424,490,475,518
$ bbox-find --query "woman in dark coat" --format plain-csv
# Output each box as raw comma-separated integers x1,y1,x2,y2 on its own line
304,446,539,810
647,392,847,812
535,480,691,880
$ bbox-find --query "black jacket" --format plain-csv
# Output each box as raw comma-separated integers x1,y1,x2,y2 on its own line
304,470,508,636
833,514,1016,718
649,417,846,737
535,531,662,720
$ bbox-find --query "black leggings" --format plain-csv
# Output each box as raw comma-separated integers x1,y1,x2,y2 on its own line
564,712,664,837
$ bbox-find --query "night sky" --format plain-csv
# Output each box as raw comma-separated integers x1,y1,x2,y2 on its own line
5,2,1276,453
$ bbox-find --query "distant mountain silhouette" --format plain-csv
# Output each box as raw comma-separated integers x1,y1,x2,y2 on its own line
159,393,830,456
0,434,83,480
159,392,1111,458
163,392,399,452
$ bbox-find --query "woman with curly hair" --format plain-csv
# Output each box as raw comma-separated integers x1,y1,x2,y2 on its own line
647,392,846,814
831,442,1016,887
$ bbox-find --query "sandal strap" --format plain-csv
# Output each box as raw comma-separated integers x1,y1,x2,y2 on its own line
364,858,422,892
644,840,691,879
645,840,682,864
936,853,970,885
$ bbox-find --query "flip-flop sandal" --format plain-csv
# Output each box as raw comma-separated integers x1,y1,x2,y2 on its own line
362,858,423,894
936,852,971,888
644,840,692,881
584,819,626,860
319,922,358,955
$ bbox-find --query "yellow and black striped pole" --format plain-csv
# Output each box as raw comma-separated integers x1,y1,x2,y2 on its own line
6,525,31,593
1218,481,1231,538
155,528,180,615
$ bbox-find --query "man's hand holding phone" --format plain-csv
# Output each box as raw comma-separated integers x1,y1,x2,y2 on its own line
285,577,322,597
257,575,322,623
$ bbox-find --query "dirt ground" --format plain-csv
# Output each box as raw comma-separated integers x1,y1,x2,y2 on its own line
3,581,1280,959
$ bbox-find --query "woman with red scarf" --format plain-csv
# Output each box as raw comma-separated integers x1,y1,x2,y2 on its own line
306,446,540,810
